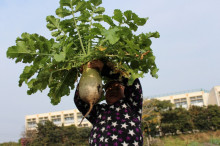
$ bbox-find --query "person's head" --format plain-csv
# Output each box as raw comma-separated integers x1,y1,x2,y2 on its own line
105,81,125,105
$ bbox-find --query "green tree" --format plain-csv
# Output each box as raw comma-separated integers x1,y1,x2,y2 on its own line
161,108,193,135
207,105,220,130
27,121,91,146
175,108,193,133
154,99,173,112
189,106,209,131
160,109,178,135
32,121,63,145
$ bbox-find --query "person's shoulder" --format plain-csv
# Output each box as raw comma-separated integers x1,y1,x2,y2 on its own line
101,103,108,108
95,102,107,109
95,103,107,112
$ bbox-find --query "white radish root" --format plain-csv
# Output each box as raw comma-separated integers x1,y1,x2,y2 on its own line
78,63,102,125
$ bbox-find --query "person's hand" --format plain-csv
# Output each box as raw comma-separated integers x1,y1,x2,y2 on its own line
87,60,104,72
106,62,115,69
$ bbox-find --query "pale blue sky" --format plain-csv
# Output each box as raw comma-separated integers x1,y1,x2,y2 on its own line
0,0,220,143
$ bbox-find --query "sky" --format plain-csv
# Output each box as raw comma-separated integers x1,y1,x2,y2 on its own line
0,0,220,143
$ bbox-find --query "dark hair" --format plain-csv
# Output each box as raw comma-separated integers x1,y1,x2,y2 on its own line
104,80,124,90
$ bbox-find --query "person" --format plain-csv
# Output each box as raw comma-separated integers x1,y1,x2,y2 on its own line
74,60,143,146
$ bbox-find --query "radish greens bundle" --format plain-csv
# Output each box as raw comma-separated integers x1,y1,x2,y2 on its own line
6,0,160,105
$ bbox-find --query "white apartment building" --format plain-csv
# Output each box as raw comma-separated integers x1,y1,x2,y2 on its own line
25,109,92,131
150,86,220,109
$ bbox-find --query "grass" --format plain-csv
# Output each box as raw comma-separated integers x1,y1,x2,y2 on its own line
210,138,220,145
144,130,220,146
0,142,21,146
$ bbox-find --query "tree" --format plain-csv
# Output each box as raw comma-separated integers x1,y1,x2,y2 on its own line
142,99,174,137
32,121,63,145
142,99,160,137
161,108,193,135
154,99,173,113
207,105,220,130
22,121,91,146
189,106,209,131
175,108,193,133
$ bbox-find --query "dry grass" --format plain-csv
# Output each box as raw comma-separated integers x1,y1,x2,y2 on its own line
143,130,220,146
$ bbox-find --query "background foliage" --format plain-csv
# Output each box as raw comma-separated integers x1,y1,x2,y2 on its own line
141,100,220,137
20,121,91,146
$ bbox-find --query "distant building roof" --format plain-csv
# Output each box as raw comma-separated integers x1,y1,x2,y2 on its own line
147,88,209,99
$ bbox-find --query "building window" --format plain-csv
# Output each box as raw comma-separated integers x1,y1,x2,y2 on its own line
27,118,37,128
190,97,196,100
51,115,61,125
39,117,48,124
190,96,204,106
27,121,36,128
174,98,188,108
174,99,180,102
64,113,74,124
77,113,83,123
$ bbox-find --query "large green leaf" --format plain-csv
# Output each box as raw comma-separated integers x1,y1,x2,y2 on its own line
54,52,66,62
150,67,159,78
75,1,87,12
51,31,61,37
78,10,90,22
19,65,37,86
60,0,71,7
113,9,123,23
136,18,148,26
124,10,132,21
48,68,77,105
46,16,60,31
103,15,115,26
72,0,80,6
101,27,120,44
27,68,51,95
7,33,53,63
91,0,102,6
94,7,105,14
146,32,160,38
93,15,103,21
128,69,144,85
59,18,76,33
7,44,31,63
56,7,71,18
127,22,138,31
56,35,65,41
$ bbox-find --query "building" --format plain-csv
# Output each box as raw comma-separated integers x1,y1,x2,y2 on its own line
149,86,220,109
208,86,220,106
25,109,92,131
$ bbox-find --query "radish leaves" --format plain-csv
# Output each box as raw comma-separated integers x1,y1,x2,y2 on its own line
6,0,159,105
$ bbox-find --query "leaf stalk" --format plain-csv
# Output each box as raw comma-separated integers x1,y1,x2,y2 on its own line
71,4,86,55
88,7,95,54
